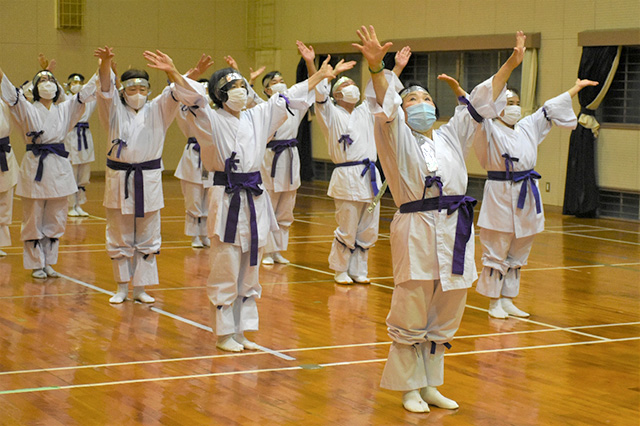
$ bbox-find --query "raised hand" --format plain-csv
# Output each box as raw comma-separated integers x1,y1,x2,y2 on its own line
438,73,465,97
296,40,315,63
94,46,115,63
224,55,239,71
187,53,214,80
568,79,599,97
317,55,336,81
512,31,527,66
46,59,57,72
333,59,357,76
352,25,393,68
249,66,266,82
38,53,49,70
395,46,412,69
143,50,177,74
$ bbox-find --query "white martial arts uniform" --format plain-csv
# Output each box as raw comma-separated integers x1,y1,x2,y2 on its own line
97,71,180,286
174,78,312,336
0,101,19,248
1,74,95,269
174,107,213,239
63,95,96,207
366,71,505,391
314,79,381,278
474,92,577,298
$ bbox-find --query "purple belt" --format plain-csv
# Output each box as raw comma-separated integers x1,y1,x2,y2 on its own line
107,158,162,218
266,138,298,185
26,143,69,182
0,136,11,172
399,194,477,275
335,158,379,196
75,122,89,151
187,137,201,168
487,169,542,214
213,152,263,266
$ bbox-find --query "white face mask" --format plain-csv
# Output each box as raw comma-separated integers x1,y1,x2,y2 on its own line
225,87,248,112
125,93,147,110
69,84,82,94
38,81,57,100
339,85,360,104
501,105,522,126
269,82,287,95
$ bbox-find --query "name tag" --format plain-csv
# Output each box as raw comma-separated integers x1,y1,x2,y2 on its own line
420,143,438,173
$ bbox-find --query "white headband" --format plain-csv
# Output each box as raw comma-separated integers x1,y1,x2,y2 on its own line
506,89,518,99
122,78,150,88
400,85,429,100
332,76,353,95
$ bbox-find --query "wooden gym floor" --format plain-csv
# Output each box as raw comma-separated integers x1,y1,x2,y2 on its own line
0,177,638,426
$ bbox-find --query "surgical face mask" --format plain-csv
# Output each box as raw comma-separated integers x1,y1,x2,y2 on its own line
225,87,248,111
406,102,437,133
69,84,82,94
269,82,287,95
124,93,147,110
501,105,521,126
38,81,57,100
339,85,360,104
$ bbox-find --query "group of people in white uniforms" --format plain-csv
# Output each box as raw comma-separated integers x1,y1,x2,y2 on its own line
0,100,19,258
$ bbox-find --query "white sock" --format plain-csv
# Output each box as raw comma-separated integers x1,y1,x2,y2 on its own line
261,254,274,265
488,298,508,319
334,271,353,284
234,333,259,350
420,386,459,409
216,334,244,352
402,390,429,413
109,283,129,304
43,265,60,278
201,236,210,247
501,297,530,318
31,269,47,279
133,287,155,303
191,236,203,248
350,274,370,284
272,252,290,264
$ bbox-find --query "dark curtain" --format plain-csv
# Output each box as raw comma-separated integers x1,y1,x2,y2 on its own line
296,58,314,181
562,46,619,217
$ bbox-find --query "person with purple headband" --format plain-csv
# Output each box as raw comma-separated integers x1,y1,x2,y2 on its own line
0,100,18,258
297,40,410,285
95,46,213,304
470,79,598,319
169,53,345,352
63,73,97,218
356,25,524,413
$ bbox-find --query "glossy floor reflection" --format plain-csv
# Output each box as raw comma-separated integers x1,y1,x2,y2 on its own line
0,178,638,425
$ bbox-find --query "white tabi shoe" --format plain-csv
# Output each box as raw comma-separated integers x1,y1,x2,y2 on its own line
191,236,204,248
235,333,260,350
334,271,353,284
420,386,459,410
501,298,530,318
272,252,290,264
43,265,60,278
201,236,211,247
133,288,155,303
402,390,430,413
262,254,274,265
32,269,47,279
75,206,89,217
488,298,509,319
216,334,244,352
68,207,80,217
351,275,370,284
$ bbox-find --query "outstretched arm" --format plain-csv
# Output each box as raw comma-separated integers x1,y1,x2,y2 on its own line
94,46,115,92
438,73,466,98
307,56,345,90
353,25,393,106
567,78,599,98
143,50,189,89
297,40,318,75
392,46,411,77
493,31,526,101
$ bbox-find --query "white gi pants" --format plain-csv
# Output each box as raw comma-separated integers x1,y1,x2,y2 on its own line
0,187,14,247
264,189,296,253
180,180,209,237
106,208,161,287
21,197,68,269
380,279,467,391
476,228,535,299
207,236,262,337
68,163,91,206
328,199,380,277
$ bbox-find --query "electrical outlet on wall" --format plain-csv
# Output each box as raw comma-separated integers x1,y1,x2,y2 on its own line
545,182,550,192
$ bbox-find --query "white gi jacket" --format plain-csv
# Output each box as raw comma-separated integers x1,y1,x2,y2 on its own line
366,71,505,290
315,79,381,202
1,74,95,199
97,71,180,215
0,101,18,192
63,100,96,165
174,106,213,187
174,79,313,252
474,92,577,238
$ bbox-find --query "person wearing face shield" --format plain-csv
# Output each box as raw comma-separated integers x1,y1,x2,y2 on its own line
297,41,410,285
62,73,97,217
174,78,214,249
470,81,598,319
357,26,524,413
0,67,97,278
170,53,344,353
95,46,213,305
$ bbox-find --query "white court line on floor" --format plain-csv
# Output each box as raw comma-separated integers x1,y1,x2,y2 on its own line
545,229,640,246
1,336,637,395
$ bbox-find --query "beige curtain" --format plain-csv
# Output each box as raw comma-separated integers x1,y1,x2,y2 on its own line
519,48,538,117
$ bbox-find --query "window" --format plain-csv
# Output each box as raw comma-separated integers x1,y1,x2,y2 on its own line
597,46,640,125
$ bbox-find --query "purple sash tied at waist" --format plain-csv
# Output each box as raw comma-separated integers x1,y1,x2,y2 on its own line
187,137,201,168
266,138,298,185
0,136,11,172
422,175,443,199
487,169,542,214
338,134,353,151
75,122,89,151
501,153,519,179
108,139,127,159
399,194,477,275
26,143,69,182
213,151,263,266
106,158,162,218
335,158,379,196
